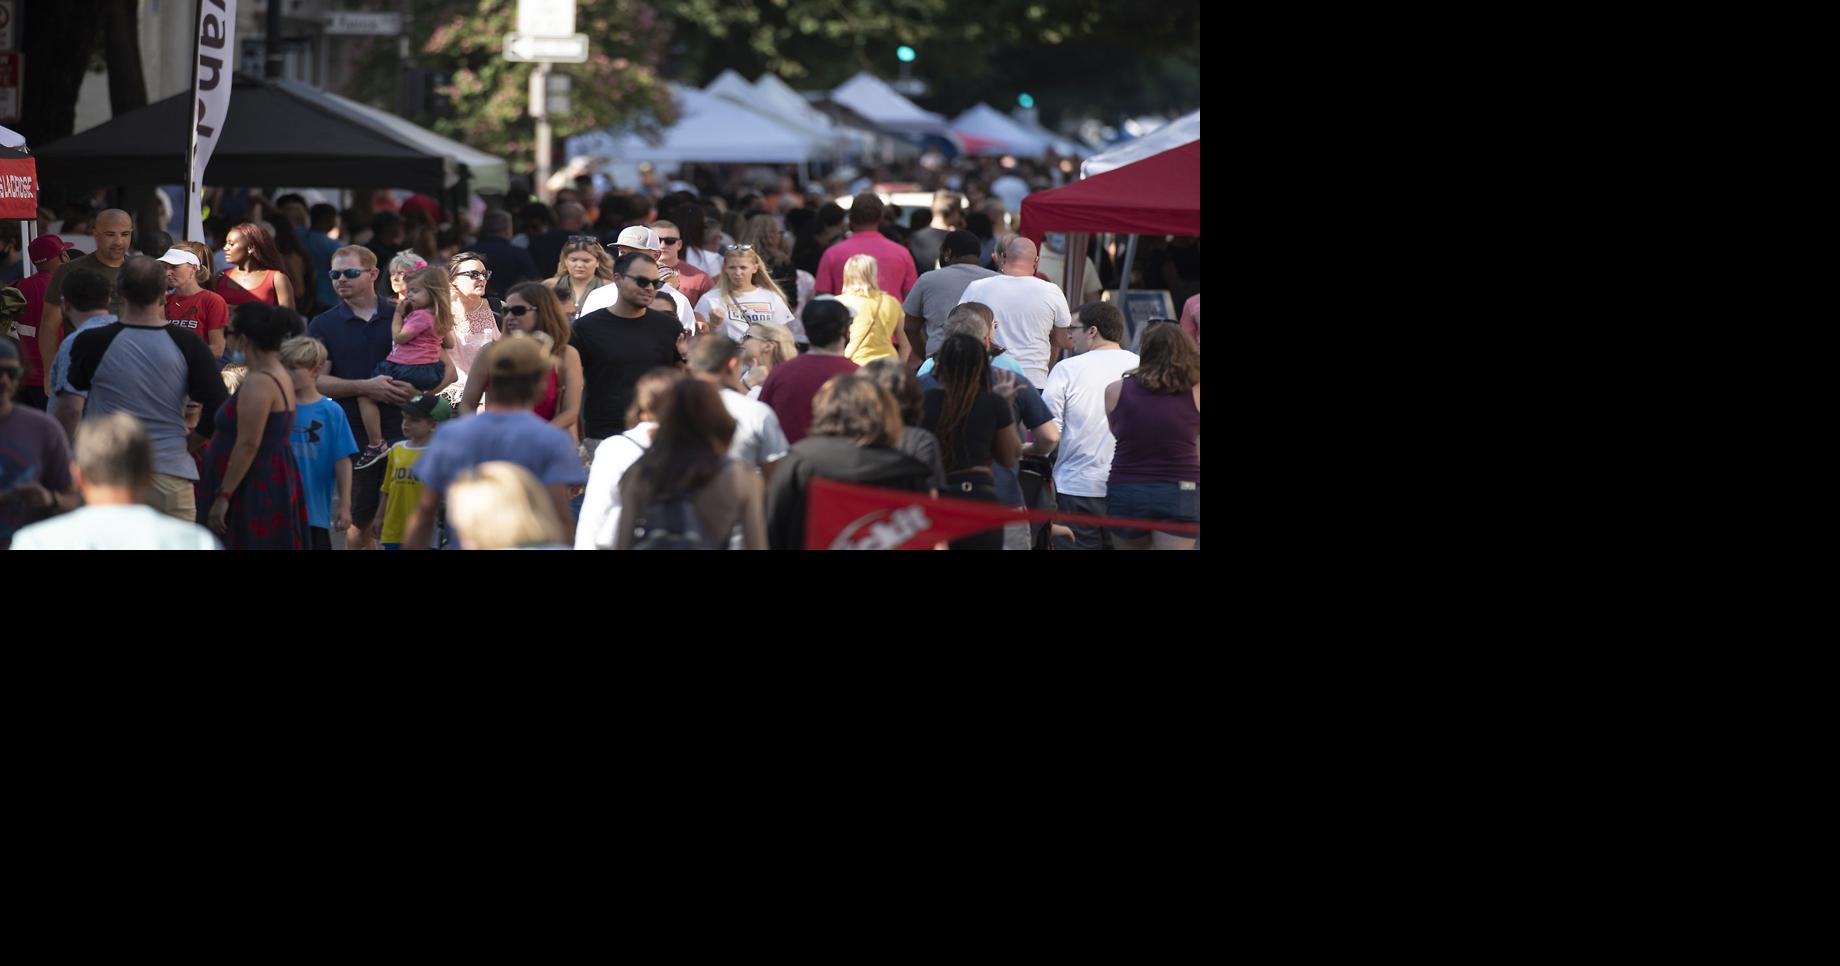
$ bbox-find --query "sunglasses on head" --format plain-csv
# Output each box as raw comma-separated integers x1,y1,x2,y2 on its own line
567,235,601,246
722,244,754,254
328,268,370,279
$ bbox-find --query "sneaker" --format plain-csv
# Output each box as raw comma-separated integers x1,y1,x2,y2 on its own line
354,442,390,470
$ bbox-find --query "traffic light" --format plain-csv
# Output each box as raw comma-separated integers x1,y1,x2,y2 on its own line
1017,92,1035,109
897,45,916,63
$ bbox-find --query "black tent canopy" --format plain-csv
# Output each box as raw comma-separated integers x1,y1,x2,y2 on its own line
34,75,449,192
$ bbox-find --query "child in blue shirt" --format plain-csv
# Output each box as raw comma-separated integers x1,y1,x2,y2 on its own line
280,336,359,549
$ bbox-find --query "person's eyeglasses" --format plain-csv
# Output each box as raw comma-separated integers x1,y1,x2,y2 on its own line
0,366,23,380
328,268,369,279
657,237,683,247
504,304,533,317
622,275,661,289
456,270,492,280
721,244,754,253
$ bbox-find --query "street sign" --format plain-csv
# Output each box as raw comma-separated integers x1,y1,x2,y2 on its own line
325,11,403,36
518,0,576,38
504,33,589,63
0,52,20,123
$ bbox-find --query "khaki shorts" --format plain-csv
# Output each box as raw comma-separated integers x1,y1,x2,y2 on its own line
147,473,198,523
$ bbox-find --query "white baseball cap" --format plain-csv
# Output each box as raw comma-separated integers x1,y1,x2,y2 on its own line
614,226,660,252
157,248,201,267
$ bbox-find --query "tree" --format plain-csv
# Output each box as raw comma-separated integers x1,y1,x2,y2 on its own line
347,0,677,170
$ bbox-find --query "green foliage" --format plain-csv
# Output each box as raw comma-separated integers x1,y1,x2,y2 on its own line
348,0,677,167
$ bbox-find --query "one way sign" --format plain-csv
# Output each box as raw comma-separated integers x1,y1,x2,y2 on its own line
504,33,589,63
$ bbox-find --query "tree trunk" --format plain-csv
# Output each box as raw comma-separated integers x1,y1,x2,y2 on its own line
102,0,150,116
14,0,106,148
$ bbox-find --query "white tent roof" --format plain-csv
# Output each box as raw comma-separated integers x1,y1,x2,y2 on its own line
1081,109,1199,178
753,75,839,133
830,72,948,132
566,84,814,164
1010,112,1086,158
951,103,1059,158
281,81,511,194
0,125,26,149
705,71,841,153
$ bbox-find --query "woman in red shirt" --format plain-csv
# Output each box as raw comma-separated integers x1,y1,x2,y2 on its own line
161,241,230,359
214,222,296,311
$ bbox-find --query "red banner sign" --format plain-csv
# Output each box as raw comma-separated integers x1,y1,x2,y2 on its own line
0,155,34,218
805,477,1200,550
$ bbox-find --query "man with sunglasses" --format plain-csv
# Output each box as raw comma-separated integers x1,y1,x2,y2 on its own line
0,337,80,548
650,219,713,313
570,252,685,464
578,226,696,334
308,245,421,549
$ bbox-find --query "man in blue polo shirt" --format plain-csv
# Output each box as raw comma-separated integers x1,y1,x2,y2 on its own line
307,245,450,549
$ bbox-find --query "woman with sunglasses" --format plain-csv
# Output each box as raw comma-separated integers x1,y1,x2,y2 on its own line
694,244,800,343
446,251,500,401
738,322,797,399
459,282,582,441
547,236,614,321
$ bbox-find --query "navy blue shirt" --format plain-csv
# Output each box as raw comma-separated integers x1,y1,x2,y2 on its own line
308,297,405,443
470,237,539,300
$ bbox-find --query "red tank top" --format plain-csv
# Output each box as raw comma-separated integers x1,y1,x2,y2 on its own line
217,269,279,307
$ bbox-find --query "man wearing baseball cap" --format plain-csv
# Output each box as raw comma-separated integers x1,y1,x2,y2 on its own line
159,247,230,360
7,234,76,410
577,225,696,333
402,333,586,549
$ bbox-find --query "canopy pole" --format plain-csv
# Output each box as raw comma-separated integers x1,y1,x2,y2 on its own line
20,221,33,279
1117,234,1140,350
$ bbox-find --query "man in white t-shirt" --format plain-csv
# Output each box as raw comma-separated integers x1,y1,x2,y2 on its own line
957,236,1071,386
10,412,222,550
578,226,696,333
1040,302,1138,550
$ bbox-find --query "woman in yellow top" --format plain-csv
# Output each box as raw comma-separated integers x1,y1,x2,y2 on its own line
837,254,912,365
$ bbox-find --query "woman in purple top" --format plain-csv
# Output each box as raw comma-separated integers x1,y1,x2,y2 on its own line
1104,323,1200,550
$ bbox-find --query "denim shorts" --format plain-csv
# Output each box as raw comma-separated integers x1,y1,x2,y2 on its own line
373,359,444,390
1107,481,1200,540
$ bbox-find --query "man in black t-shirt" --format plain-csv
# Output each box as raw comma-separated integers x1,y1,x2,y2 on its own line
569,252,683,462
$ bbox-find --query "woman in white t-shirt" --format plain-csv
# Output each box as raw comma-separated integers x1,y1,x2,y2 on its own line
694,245,802,343
575,368,684,549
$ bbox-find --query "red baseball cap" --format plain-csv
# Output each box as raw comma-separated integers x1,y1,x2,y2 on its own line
28,235,75,263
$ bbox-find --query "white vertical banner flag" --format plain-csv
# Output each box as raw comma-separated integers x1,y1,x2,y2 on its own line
185,0,237,243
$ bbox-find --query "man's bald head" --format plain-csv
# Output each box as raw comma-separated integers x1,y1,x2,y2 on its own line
999,236,1038,277
92,209,135,267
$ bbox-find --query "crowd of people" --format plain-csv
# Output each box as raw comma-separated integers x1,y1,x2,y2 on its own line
2,163,1199,550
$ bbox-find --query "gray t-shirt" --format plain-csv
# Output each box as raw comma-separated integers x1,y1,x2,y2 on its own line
67,322,227,480
903,262,998,353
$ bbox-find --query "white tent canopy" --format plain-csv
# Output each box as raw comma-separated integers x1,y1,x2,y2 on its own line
567,84,815,164
0,124,26,149
705,70,841,155
288,82,511,194
1081,109,1199,178
830,72,949,133
951,103,1061,158
1011,111,1086,158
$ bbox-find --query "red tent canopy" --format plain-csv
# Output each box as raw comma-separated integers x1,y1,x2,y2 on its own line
1019,140,1199,243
